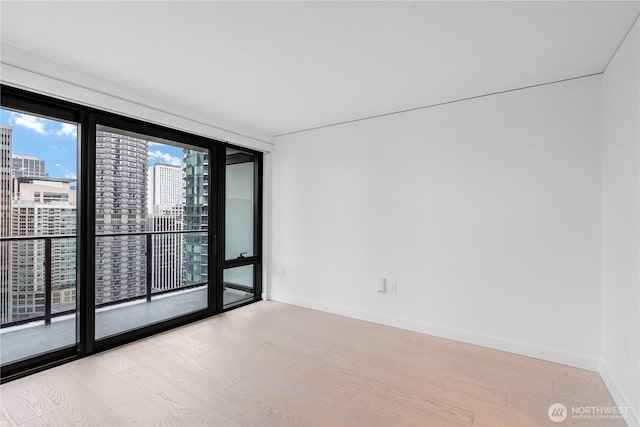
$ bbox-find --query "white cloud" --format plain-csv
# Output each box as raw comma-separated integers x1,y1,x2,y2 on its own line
56,123,77,138
148,150,182,166
55,163,62,167
64,173,77,180
148,141,162,147
10,113,49,134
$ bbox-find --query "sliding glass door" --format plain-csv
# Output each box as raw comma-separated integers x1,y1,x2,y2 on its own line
93,124,210,340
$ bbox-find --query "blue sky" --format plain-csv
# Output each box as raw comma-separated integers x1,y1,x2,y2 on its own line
0,109,184,180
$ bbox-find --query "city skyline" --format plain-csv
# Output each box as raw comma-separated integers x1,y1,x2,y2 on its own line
1,111,207,323
0,109,184,181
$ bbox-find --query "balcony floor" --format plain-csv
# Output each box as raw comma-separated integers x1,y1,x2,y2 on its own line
0,287,252,366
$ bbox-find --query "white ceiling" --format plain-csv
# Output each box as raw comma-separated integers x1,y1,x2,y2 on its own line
1,1,638,136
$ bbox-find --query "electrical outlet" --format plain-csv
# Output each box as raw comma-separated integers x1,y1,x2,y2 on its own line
624,337,630,359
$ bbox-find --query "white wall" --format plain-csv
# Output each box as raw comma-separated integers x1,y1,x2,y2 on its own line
271,75,603,370
601,18,640,426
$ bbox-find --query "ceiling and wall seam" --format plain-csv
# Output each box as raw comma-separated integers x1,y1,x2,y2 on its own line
3,2,636,138
0,59,275,148
602,12,640,73
275,72,604,137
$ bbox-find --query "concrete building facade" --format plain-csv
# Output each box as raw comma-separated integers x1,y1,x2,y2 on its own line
95,128,148,304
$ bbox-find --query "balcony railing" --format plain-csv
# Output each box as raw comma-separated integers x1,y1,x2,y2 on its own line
0,229,208,330
0,234,76,327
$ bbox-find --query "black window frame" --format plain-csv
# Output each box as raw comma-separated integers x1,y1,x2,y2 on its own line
0,84,264,382
220,145,263,311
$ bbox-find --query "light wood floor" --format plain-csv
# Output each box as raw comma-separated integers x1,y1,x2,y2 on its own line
0,301,625,426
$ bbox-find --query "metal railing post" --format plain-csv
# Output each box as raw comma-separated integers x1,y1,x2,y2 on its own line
146,234,152,302
44,237,52,325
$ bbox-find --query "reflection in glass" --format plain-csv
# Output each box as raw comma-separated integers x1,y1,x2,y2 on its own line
225,149,254,260
223,265,254,308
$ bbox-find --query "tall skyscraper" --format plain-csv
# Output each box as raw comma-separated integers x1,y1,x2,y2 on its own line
1,126,12,323
183,149,208,285
12,154,47,178
147,163,184,214
147,163,184,291
95,129,148,304
10,178,76,321
147,214,183,291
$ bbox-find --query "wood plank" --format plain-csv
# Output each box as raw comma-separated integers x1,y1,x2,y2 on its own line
0,301,621,427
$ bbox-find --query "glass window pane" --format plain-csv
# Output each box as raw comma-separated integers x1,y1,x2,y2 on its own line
223,265,253,308
0,108,78,365
225,148,255,260
184,149,208,285
94,125,207,340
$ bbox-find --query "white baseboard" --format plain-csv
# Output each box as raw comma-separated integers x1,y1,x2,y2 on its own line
269,292,600,371
600,361,640,427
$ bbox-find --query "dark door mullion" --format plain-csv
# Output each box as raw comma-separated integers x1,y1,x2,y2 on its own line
80,111,96,355
254,151,263,299
215,144,226,313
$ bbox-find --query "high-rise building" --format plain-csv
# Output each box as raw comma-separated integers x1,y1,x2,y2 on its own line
183,149,208,285
95,129,148,304
147,214,183,292
12,154,47,178
1,126,12,323
147,163,184,214
10,178,76,321
147,163,184,291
